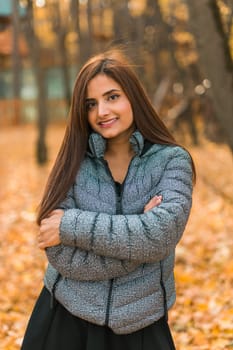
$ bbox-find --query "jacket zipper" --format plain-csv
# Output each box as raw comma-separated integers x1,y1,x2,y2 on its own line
160,261,168,322
105,278,114,325
105,179,123,325
101,158,126,326
102,155,137,326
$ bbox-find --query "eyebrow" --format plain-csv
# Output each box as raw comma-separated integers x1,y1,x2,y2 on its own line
86,88,121,101
102,88,121,97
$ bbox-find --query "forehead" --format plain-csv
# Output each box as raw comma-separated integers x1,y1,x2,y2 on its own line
87,74,122,97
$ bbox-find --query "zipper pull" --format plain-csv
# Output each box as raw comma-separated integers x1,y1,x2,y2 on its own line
50,293,54,309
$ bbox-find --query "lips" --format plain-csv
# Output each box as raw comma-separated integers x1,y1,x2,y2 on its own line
98,118,118,128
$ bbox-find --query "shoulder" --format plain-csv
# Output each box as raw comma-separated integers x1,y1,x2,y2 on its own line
143,144,193,180
144,143,191,162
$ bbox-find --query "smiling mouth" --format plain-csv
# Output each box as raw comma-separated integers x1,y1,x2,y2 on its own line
98,118,118,127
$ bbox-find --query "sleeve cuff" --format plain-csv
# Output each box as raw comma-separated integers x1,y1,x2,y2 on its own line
59,209,79,246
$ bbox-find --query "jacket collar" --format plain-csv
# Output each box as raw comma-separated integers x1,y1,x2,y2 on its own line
87,130,146,158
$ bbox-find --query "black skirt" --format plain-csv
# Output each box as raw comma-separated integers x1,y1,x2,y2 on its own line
21,287,176,350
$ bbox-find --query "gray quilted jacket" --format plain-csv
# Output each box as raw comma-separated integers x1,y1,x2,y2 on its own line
44,130,193,334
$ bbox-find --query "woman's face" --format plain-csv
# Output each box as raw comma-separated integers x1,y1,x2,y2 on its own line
86,74,134,141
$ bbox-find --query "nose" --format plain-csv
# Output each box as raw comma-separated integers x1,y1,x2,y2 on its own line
98,100,109,117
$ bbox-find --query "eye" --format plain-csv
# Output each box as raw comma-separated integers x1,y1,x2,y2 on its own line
108,93,120,101
86,100,96,111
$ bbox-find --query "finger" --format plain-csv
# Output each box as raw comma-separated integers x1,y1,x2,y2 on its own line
37,233,44,248
148,196,161,206
153,195,162,201
153,197,162,205
144,196,162,212
38,241,46,250
144,203,154,212
152,196,162,204
48,209,64,216
37,234,44,246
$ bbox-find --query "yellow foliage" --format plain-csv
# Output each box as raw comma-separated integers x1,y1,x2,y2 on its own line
0,125,232,350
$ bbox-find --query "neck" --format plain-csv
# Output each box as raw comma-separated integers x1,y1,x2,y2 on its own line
105,130,134,158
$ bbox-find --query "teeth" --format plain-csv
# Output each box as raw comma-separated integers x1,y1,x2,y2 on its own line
99,118,116,125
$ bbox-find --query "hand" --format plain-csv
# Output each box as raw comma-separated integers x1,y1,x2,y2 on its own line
144,195,162,213
38,209,64,250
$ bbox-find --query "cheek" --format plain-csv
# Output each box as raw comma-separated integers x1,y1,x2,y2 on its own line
120,101,133,116
124,105,134,124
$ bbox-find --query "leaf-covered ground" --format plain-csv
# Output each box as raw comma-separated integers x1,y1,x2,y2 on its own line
0,124,232,350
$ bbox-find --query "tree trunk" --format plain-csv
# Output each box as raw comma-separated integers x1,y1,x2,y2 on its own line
186,0,233,151
24,0,48,164
53,2,71,107
12,0,21,124
111,0,133,44
70,0,82,65
86,0,93,58
70,0,90,65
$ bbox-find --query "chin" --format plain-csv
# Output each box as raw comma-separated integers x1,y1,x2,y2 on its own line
102,133,118,139
98,129,119,139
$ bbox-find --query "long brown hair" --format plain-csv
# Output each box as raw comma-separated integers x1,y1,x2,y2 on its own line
37,49,196,224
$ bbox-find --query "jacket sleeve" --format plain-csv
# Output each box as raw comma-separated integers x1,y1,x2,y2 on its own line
59,148,193,263
46,245,139,281
47,185,140,280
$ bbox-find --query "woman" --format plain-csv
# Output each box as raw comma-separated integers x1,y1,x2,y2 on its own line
21,49,195,350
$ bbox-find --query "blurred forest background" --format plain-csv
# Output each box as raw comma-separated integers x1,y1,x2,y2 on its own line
0,0,232,349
